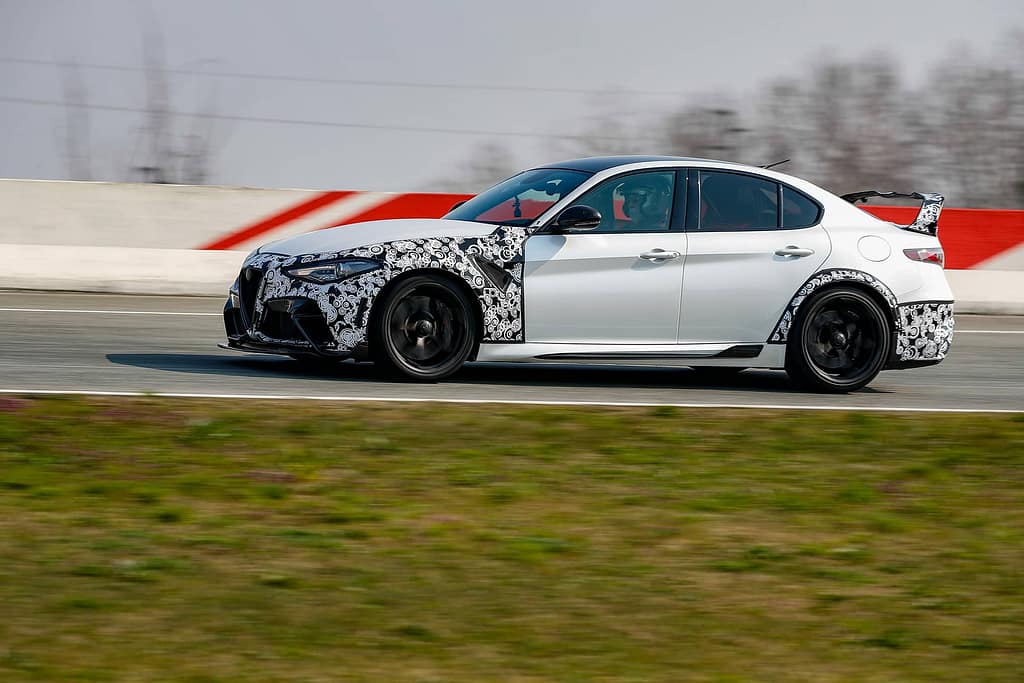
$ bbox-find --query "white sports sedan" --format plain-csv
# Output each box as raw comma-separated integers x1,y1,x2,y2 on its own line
222,156,954,392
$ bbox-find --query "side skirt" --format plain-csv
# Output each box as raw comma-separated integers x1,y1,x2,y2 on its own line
476,343,786,368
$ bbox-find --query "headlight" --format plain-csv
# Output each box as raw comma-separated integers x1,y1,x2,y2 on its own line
284,258,381,284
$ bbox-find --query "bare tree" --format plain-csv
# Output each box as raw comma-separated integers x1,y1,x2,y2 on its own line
552,91,666,159
924,54,1023,207
131,27,221,184
59,61,92,180
752,79,805,170
58,22,223,185
429,34,1024,208
661,100,751,163
431,142,520,192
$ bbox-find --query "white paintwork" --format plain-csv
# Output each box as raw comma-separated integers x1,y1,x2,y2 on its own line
678,226,831,343
819,220,940,302
523,232,686,343
513,158,958,363
857,235,892,262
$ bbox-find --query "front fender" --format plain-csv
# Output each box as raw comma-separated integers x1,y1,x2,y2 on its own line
243,226,530,353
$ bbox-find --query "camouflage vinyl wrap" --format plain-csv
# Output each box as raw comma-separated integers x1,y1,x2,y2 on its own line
240,226,529,352
769,268,953,364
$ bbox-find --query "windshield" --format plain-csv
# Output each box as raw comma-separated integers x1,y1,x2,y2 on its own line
444,168,592,226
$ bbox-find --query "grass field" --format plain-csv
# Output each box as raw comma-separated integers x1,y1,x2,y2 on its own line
0,396,1022,682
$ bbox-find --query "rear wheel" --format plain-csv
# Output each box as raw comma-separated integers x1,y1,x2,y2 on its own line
372,275,476,381
785,287,890,393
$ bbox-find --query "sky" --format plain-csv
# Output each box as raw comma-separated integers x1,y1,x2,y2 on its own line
1,0,1021,191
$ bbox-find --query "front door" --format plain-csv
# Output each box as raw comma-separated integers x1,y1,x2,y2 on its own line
524,170,686,344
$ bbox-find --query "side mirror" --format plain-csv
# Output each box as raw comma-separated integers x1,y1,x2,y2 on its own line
552,205,601,232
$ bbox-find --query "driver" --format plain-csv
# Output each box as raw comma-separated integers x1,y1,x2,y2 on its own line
616,175,672,230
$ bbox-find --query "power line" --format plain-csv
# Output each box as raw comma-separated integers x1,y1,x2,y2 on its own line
0,95,660,142
0,56,688,98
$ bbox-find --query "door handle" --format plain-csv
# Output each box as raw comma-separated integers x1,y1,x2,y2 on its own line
639,249,681,262
775,245,815,257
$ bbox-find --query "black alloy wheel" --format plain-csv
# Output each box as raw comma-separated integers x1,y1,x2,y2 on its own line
372,275,477,381
786,287,890,393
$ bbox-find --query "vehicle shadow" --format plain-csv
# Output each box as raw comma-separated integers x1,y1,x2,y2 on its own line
105,352,888,395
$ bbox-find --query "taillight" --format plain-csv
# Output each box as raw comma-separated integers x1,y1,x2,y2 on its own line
903,247,944,267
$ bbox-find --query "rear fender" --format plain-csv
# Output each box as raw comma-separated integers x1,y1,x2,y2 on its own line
768,268,954,369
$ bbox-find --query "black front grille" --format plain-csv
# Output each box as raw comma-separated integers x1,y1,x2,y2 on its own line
293,307,334,348
237,267,264,329
259,298,335,350
223,306,245,338
260,308,302,341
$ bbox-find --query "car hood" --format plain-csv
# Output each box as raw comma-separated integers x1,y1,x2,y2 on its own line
259,218,498,257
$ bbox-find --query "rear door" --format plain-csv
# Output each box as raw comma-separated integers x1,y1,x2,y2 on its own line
678,170,830,343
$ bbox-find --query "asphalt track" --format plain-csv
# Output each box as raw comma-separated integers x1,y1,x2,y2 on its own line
1,291,1022,412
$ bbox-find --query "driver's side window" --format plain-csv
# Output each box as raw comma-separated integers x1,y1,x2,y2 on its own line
572,171,676,233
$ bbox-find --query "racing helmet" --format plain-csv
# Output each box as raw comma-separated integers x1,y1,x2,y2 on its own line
616,174,672,220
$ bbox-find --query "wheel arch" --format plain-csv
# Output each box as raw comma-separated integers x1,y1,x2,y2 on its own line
823,280,897,334
768,268,900,347
367,267,485,360
781,277,898,392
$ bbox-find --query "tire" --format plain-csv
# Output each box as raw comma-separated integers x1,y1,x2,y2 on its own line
785,286,890,393
371,274,477,381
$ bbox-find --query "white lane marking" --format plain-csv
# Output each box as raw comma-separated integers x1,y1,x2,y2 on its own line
0,308,220,316
0,389,1020,413
956,330,1024,334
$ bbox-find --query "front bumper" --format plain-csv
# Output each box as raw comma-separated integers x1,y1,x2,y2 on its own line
223,264,351,358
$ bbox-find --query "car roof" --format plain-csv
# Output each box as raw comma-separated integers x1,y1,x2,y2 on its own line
536,155,717,173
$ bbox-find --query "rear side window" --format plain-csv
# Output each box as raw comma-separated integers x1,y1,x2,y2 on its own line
699,171,778,230
782,186,822,228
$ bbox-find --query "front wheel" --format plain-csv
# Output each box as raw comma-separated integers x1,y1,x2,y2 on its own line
371,275,477,381
785,287,890,393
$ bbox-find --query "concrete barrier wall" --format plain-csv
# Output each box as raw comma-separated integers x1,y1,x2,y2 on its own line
1,178,1022,313
0,179,468,252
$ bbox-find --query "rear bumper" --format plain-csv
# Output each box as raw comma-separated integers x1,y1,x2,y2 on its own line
886,301,954,370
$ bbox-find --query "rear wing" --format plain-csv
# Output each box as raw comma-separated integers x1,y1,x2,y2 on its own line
840,191,945,237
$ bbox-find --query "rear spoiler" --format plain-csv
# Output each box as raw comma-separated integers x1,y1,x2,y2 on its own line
840,190,945,237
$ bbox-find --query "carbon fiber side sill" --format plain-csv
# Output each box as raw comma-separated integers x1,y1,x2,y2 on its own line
534,344,763,361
